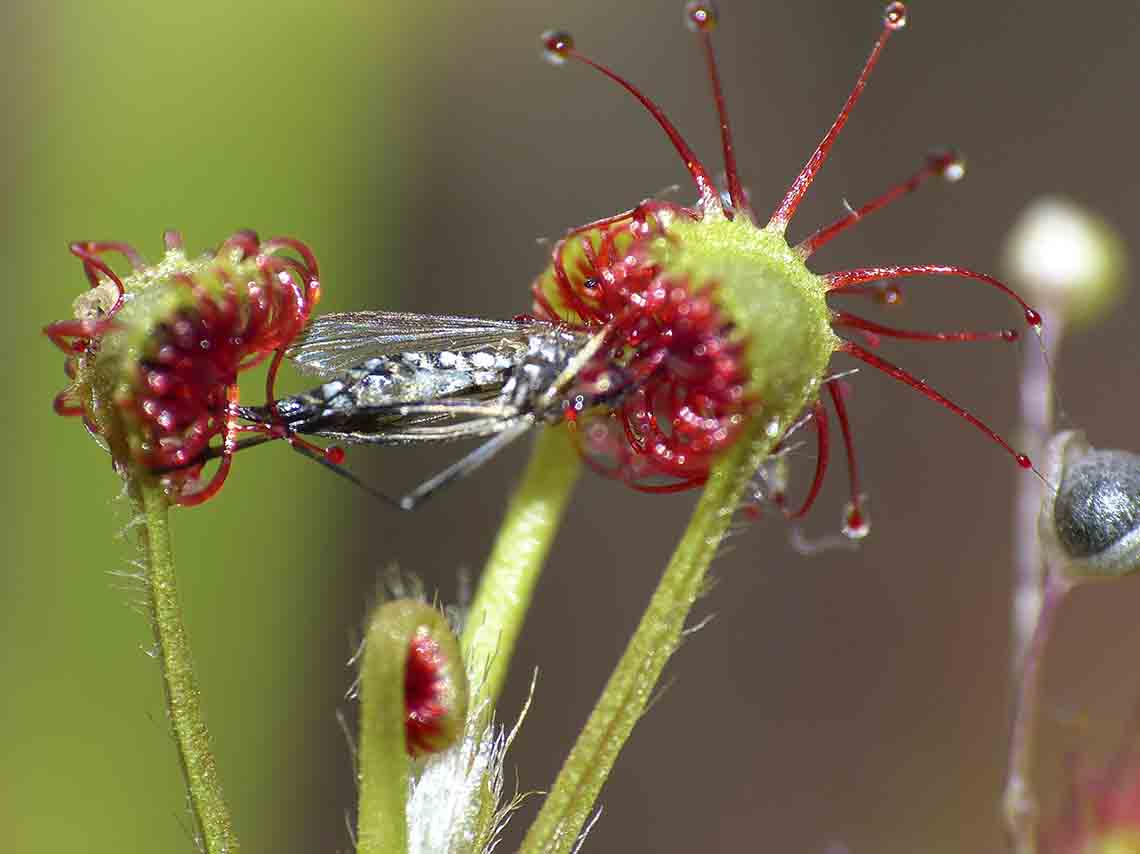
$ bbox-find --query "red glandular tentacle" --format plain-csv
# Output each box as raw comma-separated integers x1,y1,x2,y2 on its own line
580,277,749,488
47,232,324,505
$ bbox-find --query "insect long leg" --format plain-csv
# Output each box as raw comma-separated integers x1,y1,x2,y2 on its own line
383,401,515,419
151,430,398,508
398,419,533,511
288,442,402,509
151,433,275,468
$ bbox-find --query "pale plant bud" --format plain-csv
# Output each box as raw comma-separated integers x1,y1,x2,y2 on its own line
1003,197,1128,329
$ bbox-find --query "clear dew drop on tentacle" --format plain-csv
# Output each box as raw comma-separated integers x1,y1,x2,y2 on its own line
540,30,575,65
884,1,908,29
684,1,719,33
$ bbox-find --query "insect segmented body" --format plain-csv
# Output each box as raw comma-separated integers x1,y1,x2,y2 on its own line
231,1,1039,528
236,311,624,507
45,230,323,505
263,348,526,439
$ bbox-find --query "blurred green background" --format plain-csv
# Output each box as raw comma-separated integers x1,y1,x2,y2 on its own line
5,1,1140,852
3,1,437,850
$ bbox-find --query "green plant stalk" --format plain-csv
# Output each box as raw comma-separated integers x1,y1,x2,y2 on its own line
134,477,239,854
355,612,412,854
461,424,581,712
357,600,467,854
521,425,774,853
359,601,469,854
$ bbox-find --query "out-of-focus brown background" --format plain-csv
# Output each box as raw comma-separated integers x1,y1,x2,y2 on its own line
5,1,1140,851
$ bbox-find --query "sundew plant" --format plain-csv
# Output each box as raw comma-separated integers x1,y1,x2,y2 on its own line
19,1,1140,853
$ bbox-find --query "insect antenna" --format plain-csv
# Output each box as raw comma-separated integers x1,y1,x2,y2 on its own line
768,2,909,230
540,31,722,213
288,442,403,510
397,420,532,511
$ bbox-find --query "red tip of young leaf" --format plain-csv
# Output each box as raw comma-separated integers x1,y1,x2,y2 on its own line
404,631,456,758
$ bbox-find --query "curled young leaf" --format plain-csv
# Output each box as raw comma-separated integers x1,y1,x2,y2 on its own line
357,599,468,854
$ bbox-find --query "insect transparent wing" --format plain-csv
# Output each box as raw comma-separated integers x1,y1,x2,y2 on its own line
287,311,559,376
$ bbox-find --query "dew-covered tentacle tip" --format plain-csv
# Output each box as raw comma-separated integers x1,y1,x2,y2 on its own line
526,2,1041,535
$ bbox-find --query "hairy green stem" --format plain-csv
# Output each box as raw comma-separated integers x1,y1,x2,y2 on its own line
355,607,413,854
521,427,774,853
134,478,239,854
461,424,581,711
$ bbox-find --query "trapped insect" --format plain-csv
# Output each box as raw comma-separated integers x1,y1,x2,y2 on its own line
229,0,1041,526
47,0,1043,530
234,310,623,508
516,0,1042,537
